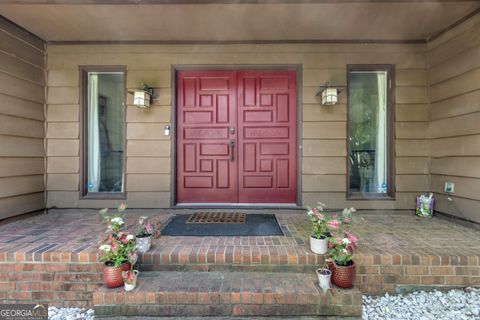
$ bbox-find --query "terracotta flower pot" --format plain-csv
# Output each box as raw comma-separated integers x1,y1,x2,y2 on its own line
328,261,356,288
103,261,131,288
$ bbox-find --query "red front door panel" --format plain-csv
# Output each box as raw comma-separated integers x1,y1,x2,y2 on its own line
177,70,297,204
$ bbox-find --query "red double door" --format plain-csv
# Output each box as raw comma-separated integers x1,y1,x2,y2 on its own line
176,70,297,204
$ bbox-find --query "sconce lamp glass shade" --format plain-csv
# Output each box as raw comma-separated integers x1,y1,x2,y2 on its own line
321,87,338,106
133,90,151,108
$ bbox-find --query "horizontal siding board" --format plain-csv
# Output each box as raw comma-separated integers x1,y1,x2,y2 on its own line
126,123,171,140
0,114,44,138
395,104,428,122
46,122,79,139
302,122,346,139
302,174,345,192
0,29,44,67
396,122,428,139
126,140,171,157
126,106,171,123
431,157,480,178
0,136,44,157
0,71,44,103
429,90,480,121
429,45,480,85
47,173,78,191
302,157,345,175
0,93,44,121
47,139,79,156
396,140,430,157
302,105,346,122
0,175,44,199
302,192,418,210
395,86,428,104
433,195,480,224
396,157,430,175
0,192,44,220
47,69,78,87
126,174,170,192
47,157,79,174
431,175,480,201
396,174,429,192
431,135,480,158
126,157,171,174
430,68,480,103
0,51,45,85
0,17,45,51
0,158,44,178
47,105,79,122
429,112,480,138
302,140,346,157
47,87,79,105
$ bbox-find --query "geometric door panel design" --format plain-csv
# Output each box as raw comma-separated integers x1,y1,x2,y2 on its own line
177,70,296,204
237,71,297,203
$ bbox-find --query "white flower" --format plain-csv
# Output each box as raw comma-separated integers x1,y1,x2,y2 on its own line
342,249,349,254
342,238,351,245
126,234,134,241
111,217,124,225
317,202,326,210
99,245,111,252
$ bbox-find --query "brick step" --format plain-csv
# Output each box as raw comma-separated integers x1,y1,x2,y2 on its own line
93,271,362,317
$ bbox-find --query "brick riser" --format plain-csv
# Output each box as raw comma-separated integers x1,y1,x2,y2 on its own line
93,271,363,317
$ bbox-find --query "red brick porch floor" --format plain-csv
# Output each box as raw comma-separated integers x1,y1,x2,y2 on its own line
0,209,479,314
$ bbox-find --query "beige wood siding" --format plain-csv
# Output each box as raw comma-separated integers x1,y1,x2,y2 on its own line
0,18,45,219
46,43,428,209
428,14,480,223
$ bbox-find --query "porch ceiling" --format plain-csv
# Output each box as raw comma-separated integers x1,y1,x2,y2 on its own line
0,1,479,43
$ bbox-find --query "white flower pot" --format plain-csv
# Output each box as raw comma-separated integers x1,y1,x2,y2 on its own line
124,282,136,291
136,235,152,253
310,235,328,254
316,268,332,293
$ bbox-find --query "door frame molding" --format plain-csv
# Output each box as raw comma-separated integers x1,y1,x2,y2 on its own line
170,64,303,208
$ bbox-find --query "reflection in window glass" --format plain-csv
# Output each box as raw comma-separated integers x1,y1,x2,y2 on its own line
87,72,125,193
348,71,388,195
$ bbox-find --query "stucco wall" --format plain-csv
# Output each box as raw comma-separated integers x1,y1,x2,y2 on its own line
0,17,45,219
45,43,429,209
428,14,480,223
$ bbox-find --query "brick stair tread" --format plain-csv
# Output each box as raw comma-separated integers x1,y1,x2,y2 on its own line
93,271,362,317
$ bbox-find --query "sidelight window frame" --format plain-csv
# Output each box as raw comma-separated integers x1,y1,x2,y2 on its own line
346,64,395,200
79,65,127,199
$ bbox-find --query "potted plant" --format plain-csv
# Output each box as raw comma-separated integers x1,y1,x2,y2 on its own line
316,263,332,293
327,207,359,288
98,204,138,288
122,269,139,291
307,202,330,254
135,216,161,253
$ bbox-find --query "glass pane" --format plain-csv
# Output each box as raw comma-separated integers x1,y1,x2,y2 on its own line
87,72,125,193
348,71,388,194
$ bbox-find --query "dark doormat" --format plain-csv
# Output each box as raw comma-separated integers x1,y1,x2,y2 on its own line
161,213,283,236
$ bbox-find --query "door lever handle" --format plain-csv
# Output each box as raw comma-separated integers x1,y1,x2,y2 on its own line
229,139,235,161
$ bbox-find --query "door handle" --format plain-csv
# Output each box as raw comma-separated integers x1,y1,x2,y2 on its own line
229,139,235,161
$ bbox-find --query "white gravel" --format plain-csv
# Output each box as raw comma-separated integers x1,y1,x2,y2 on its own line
48,307,94,320
363,287,480,320
47,288,480,319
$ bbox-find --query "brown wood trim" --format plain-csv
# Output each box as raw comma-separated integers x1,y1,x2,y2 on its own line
0,16,45,51
428,7,480,42
3,0,478,4
78,65,128,200
47,39,427,45
346,64,396,200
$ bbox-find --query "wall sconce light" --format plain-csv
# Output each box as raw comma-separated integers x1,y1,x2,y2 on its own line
131,83,154,108
316,83,345,106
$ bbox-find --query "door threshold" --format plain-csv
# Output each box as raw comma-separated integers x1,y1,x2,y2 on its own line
174,203,301,210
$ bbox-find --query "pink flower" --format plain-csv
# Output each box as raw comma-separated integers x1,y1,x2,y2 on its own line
343,217,352,224
314,212,325,221
328,219,341,230
146,223,154,234
346,232,359,246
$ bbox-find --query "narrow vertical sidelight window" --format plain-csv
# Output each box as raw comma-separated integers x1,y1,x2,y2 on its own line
347,65,394,198
81,67,126,198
